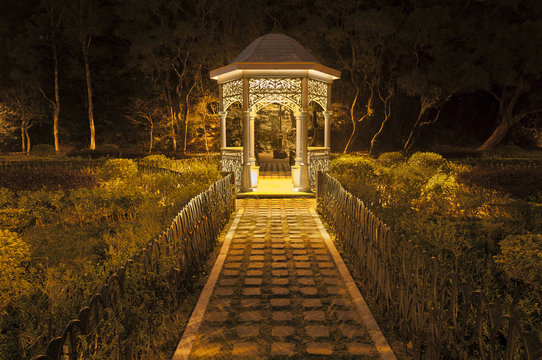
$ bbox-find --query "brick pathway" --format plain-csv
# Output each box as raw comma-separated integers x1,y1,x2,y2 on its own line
173,198,395,359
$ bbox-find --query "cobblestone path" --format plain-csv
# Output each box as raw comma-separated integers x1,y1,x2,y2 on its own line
173,198,394,359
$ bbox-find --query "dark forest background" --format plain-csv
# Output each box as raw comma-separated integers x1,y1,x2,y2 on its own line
0,0,541,155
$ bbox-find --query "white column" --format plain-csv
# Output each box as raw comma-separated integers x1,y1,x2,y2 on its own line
324,110,332,149
219,111,227,149
242,110,250,165
295,113,302,166
249,113,256,165
301,110,309,165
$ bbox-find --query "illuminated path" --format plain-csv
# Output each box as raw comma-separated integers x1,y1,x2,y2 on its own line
173,198,396,359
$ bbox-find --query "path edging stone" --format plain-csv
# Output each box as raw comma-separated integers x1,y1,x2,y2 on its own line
171,208,244,360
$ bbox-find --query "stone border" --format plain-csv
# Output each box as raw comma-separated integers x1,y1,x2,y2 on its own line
172,208,245,360
309,205,397,360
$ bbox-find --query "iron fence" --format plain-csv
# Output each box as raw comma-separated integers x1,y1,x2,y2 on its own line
30,170,235,360
317,171,542,360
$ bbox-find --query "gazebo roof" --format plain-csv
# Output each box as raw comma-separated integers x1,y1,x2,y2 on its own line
233,33,319,63
210,33,340,82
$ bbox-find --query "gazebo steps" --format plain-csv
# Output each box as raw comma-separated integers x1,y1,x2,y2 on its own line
236,191,315,198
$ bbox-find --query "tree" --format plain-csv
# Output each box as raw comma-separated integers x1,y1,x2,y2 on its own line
64,0,110,150
398,4,487,152
36,0,63,152
124,97,163,153
3,87,45,154
476,1,542,149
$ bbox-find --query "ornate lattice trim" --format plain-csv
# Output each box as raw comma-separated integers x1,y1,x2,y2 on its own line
222,79,243,111
308,79,328,110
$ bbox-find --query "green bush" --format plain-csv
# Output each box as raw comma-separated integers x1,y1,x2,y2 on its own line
0,230,31,315
495,234,542,288
140,154,171,168
408,151,447,170
377,151,405,166
98,159,138,180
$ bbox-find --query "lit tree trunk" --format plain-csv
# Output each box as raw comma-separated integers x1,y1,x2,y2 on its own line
478,87,541,150
21,124,26,153
370,91,392,157
404,97,442,153
478,117,515,150
183,79,197,152
343,83,358,154
203,118,209,153
25,125,31,154
48,5,61,153
149,122,153,153
169,106,176,151
82,44,95,150
53,43,60,152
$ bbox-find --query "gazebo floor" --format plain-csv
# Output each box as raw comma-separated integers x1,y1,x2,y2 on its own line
237,179,314,198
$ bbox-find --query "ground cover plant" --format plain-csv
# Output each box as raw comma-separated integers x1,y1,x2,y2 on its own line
0,156,220,359
330,152,542,339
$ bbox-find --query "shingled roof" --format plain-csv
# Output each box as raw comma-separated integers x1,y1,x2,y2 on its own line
232,33,320,64
210,33,340,81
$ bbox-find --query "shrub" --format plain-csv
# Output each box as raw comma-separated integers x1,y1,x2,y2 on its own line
407,152,446,170
140,154,171,168
0,230,31,315
330,156,378,179
98,159,138,181
411,173,459,215
495,234,542,288
377,151,405,166
30,144,57,157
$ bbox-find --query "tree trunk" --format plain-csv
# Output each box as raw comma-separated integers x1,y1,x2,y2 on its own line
53,44,60,152
21,124,26,153
49,6,61,153
343,86,359,154
183,79,198,152
203,120,209,153
370,97,391,157
149,123,153,153
169,106,177,152
25,126,31,155
82,45,95,150
478,115,515,150
404,102,431,153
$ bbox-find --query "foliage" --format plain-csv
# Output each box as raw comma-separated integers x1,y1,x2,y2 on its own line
0,230,31,315
0,165,98,192
0,158,220,359
97,159,138,181
495,234,542,289
330,152,542,337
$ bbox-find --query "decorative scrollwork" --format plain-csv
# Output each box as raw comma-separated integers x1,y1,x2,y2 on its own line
249,78,302,112
221,149,243,190
308,79,328,110
308,148,330,189
222,80,243,111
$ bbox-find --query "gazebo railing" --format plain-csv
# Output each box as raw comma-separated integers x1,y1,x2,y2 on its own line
308,147,330,190
316,171,542,359
220,147,243,191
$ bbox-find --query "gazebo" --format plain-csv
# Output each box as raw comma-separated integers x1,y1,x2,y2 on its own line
210,33,340,193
